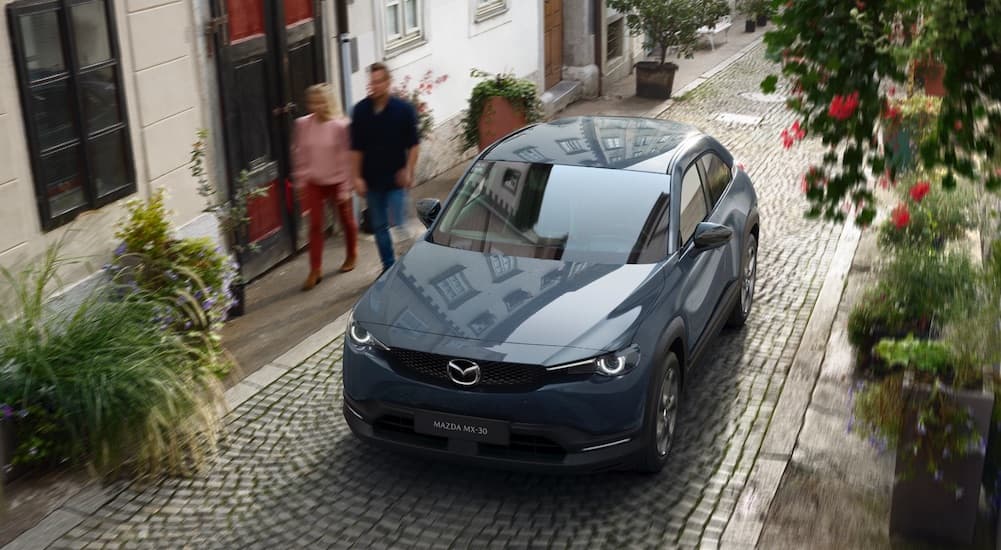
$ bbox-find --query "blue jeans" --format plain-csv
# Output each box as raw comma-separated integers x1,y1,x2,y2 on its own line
366,188,406,270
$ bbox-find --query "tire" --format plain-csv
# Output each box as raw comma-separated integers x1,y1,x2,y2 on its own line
727,232,758,328
636,352,681,473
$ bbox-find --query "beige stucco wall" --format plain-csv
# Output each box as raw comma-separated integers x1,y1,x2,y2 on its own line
0,0,211,295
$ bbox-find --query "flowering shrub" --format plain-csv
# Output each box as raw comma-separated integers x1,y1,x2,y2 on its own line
109,189,237,378
392,70,448,140
763,0,1001,225
877,170,975,250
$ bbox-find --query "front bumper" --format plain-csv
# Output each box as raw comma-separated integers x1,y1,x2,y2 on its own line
343,395,645,473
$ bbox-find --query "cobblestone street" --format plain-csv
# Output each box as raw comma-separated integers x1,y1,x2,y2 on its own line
49,44,845,549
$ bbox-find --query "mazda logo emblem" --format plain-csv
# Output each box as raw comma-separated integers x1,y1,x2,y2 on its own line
447,359,481,386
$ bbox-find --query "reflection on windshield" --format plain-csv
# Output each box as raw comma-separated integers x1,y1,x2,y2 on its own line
431,161,671,264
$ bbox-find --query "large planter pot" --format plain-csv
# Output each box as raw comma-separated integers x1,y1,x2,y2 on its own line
756,14,768,27
477,96,527,152
744,19,756,33
227,282,246,318
890,376,994,545
914,60,946,98
635,61,679,100
1,416,27,485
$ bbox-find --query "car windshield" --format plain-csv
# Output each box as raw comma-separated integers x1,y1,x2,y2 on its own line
430,161,671,264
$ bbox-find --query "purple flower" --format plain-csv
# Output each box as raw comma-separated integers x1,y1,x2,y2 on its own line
934,470,943,482
114,243,127,257
846,416,855,433
0,404,13,419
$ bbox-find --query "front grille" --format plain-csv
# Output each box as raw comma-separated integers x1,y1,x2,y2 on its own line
386,348,546,390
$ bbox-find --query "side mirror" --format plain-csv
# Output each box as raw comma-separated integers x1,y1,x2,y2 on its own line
692,222,732,251
416,198,441,229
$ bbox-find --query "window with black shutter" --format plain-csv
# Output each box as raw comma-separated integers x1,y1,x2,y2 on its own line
8,0,135,230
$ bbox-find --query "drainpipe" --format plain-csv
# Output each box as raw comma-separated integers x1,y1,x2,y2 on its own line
593,0,603,95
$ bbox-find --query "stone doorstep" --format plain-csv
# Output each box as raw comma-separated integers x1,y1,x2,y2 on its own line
541,80,582,119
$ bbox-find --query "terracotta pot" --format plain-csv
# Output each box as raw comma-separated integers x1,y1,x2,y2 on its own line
914,60,946,98
635,61,679,100
477,96,527,152
890,376,994,545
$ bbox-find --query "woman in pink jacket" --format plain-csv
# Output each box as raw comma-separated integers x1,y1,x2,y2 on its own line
292,83,358,291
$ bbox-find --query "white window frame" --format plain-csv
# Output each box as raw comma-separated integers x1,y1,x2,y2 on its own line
383,0,425,56
474,0,507,23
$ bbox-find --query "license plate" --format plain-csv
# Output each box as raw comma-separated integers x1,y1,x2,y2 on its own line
413,411,510,445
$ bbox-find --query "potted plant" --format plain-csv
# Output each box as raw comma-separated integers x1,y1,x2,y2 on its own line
459,69,542,152
608,0,702,100
852,335,993,545
190,129,266,317
736,0,762,32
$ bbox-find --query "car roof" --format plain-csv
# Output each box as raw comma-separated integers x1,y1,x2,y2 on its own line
481,116,703,175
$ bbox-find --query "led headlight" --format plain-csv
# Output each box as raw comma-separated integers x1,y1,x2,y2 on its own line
346,310,389,351
547,344,641,377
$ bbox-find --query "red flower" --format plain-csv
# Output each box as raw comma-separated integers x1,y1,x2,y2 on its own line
856,0,865,10
781,121,806,149
909,181,931,202
954,120,963,131
888,85,896,96
891,203,910,229
828,92,860,121
883,100,902,121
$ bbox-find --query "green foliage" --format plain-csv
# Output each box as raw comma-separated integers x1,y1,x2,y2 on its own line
879,248,977,325
698,0,731,29
0,247,224,477
191,129,267,255
877,170,976,250
874,335,953,376
847,288,910,351
459,69,543,152
763,0,1001,224
111,190,237,379
607,0,703,64
736,0,770,17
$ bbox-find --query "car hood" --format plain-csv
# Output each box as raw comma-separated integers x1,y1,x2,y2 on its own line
352,239,663,353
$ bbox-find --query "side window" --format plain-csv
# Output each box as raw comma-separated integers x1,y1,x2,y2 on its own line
679,166,708,245
699,153,733,208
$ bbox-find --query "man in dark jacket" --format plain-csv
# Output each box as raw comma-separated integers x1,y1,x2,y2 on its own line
350,62,420,272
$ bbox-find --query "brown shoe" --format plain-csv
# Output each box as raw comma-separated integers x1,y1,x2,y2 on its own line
339,254,357,273
302,270,323,291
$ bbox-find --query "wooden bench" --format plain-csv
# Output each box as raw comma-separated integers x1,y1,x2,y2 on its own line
696,15,732,51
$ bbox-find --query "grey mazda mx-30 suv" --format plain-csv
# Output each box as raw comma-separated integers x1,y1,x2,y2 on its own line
342,116,759,473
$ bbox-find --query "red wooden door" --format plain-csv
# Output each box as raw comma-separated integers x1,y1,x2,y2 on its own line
211,0,326,280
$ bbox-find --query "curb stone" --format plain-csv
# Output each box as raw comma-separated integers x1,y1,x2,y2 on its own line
720,212,863,547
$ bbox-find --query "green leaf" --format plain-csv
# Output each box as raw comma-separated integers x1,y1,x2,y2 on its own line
761,75,779,94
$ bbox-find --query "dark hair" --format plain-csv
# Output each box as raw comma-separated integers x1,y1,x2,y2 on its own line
368,62,391,77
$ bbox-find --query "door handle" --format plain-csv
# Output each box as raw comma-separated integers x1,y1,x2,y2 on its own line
272,102,296,116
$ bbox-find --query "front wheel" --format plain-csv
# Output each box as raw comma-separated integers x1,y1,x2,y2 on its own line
636,352,681,473
727,233,758,328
